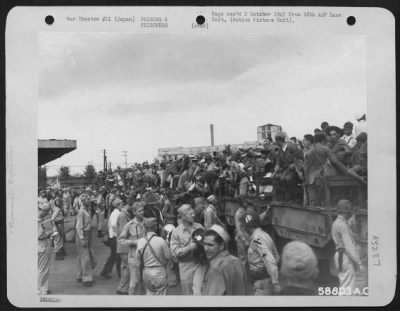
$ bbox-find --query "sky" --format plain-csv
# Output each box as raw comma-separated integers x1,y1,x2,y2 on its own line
38,32,366,176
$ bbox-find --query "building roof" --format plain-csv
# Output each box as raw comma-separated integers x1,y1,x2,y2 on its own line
38,139,77,166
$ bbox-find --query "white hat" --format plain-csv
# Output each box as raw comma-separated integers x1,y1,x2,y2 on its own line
209,224,230,243
207,194,217,204
280,241,318,286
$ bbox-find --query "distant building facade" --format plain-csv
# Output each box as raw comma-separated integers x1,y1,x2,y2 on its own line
256,124,282,143
158,142,259,161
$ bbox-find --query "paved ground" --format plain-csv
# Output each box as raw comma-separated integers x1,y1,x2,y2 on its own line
48,215,366,296
48,215,182,295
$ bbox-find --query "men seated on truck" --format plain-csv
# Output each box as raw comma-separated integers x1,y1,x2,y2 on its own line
271,132,304,201
303,132,366,206
349,132,367,177
325,125,351,164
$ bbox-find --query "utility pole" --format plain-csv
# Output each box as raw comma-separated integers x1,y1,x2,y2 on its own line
122,150,128,168
102,149,107,172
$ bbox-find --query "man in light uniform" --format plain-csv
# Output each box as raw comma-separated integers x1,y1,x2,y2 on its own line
331,199,362,295
341,122,357,148
234,201,251,267
62,188,72,216
100,198,122,279
93,189,106,237
38,202,55,295
203,195,224,230
38,190,49,209
75,193,97,286
136,217,172,295
115,198,136,294
73,191,83,215
200,225,248,295
242,211,280,295
119,201,146,295
170,204,204,295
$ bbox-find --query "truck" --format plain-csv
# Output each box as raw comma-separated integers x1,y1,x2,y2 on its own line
222,174,367,286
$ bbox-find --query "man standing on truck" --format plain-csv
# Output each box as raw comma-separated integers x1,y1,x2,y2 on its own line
331,199,362,295
303,132,366,206
242,211,280,295
271,132,303,201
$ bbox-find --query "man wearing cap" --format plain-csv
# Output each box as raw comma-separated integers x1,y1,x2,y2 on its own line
326,126,351,163
136,217,172,295
115,198,135,294
38,190,49,210
100,198,123,280
72,191,83,216
106,188,118,218
331,200,362,295
350,133,368,176
170,204,204,295
93,189,106,238
242,211,280,295
303,133,366,206
38,202,55,295
320,121,329,132
62,188,72,217
118,201,146,295
75,193,97,286
271,132,303,201
280,241,319,295
200,225,248,295
203,195,224,230
161,191,176,225
234,200,251,267
187,155,200,181
341,122,356,148
142,192,164,235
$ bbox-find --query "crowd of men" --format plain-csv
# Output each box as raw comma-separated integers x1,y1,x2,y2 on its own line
38,113,368,296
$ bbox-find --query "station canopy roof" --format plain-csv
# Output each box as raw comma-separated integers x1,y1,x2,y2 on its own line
38,139,77,166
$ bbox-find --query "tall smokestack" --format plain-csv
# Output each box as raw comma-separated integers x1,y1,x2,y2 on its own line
210,124,214,146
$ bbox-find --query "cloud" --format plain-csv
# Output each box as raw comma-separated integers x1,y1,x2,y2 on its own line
39,33,366,171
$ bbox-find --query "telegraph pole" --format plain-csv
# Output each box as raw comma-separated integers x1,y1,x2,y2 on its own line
102,149,107,172
122,150,128,168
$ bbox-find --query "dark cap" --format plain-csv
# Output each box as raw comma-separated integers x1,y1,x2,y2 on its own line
143,192,161,206
343,121,354,130
325,125,343,137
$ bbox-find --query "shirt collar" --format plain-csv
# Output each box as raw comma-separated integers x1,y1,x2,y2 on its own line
282,143,288,152
146,232,157,239
210,250,229,266
337,215,348,223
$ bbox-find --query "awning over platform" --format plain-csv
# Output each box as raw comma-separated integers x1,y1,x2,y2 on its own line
38,139,77,166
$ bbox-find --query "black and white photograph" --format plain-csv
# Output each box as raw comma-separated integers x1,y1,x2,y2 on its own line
6,6,396,307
